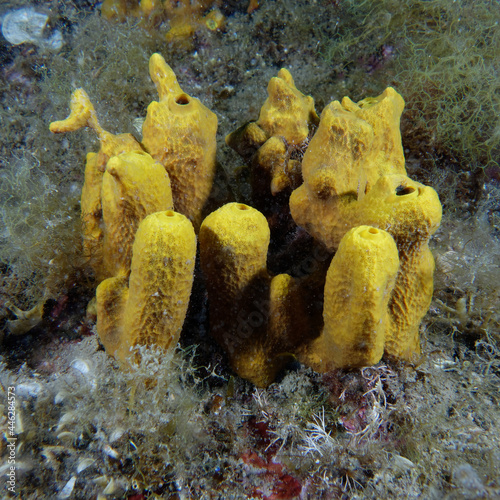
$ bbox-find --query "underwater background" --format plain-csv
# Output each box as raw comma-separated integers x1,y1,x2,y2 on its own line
0,0,499,498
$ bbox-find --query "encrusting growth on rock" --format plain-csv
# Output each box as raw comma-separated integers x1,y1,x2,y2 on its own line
142,53,218,231
100,0,225,43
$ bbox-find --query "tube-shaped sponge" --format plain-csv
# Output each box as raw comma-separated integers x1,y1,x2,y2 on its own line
101,151,173,279
49,89,144,279
301,226,399,371
142,53,217,231
200,203,279,385
200,202,314,386
96,211,196,364
199,202,270,352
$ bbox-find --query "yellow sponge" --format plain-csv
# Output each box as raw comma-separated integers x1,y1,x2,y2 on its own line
96,211,196,364
200,203,275,386
100,151,173,279
290,87,408,251
200,202,313,386
226,69,318,201
142,53,218,230
256,68,318,147
199,202,270,349
300,226,399,371
50,89,143,277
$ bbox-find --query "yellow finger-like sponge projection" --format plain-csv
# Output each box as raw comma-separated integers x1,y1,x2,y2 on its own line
256,68,318,147
200,202,311,386
355,174,442,361
50,89,144,279
96,211,196,364
101,151,173,279
199,202,270,352
200,203,275,386
300,226,399,371
290,87,407,251
226,68,319,204
142,53,218,231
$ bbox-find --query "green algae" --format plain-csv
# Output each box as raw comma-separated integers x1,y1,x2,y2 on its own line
317,0,499,170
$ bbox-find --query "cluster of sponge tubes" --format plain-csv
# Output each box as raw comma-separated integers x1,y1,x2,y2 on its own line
49,53,211,366
50,53,442,386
